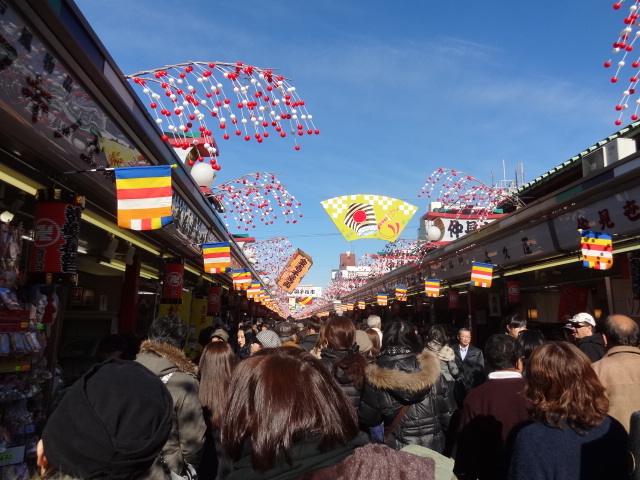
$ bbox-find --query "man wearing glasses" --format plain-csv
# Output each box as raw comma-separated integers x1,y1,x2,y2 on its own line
569,312,606,362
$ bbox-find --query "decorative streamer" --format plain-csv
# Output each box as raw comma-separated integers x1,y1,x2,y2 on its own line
470,262,494,288
424,279,441,297
115,165,173,230
202,242,231,274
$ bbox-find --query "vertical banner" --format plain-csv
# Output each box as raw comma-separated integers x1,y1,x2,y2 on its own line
207,285,221,315
507,281,520,303
557,286,590,322
29,189,85,284
449,289,460,309
161,258,184,304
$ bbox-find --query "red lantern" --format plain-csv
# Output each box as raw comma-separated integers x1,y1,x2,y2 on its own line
449,289,460,309
29,189,85,284
507,281,520,304
161,259,183,304
207,285,221,315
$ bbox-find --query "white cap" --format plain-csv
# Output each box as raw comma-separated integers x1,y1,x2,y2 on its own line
570,312,596,327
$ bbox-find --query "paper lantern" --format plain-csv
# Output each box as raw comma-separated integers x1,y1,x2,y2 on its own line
191,162,216,187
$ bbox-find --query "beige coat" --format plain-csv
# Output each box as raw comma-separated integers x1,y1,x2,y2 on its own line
592,345,640,432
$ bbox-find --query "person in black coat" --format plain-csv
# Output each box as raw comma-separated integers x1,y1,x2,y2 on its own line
358,320,455,452
319,315,367,408
452,328,485,405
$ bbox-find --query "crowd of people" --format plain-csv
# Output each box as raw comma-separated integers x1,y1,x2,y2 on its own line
36,311,640,480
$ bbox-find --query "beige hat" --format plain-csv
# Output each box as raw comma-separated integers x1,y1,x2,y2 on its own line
355,330,373,353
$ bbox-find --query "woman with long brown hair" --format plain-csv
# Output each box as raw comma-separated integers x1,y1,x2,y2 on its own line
508,341,628,479
319,315,368,407
198,341,236,480
221,347,438,479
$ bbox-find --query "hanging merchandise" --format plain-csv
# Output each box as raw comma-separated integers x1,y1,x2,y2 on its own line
28,189,85,285
161,259,184,304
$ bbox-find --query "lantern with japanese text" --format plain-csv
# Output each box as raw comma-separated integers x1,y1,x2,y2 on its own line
161,258,184,304
29,189,85,285
207,285,221,315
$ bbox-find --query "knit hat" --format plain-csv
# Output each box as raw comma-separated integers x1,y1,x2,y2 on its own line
355,330,373,354
42,359,172,479
274,321,297,338
256,329,282,348
570,312,596,327
210,328,229,343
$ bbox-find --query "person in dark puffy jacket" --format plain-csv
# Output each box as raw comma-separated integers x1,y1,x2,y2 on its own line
320,315,368,408
358,320,454,453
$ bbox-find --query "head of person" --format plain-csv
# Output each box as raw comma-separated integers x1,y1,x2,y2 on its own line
365,328,381,357
198,326,216,348
274,322,297,343
425,324,448,347
237,326,258,349
504,313,527,339
254,329,281,354
524,341,608,430
602,314,640,348
382,320,422,353
324,315,356,351
307,316,323,334
148,315,187,349
314,323,328,351
210,328,229,343
366,314,382,330
39,359,172,479
221,347,360,473
484,334,523,373
458,328,472,348
354,330,373,356
517,329,546,362
569,312,596,339
199,342,235,429
97,334,126,361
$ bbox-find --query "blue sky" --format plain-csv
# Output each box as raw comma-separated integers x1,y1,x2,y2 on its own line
74,0,625,288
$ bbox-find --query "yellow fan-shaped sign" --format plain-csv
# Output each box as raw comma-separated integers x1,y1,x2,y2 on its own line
321,194,418,241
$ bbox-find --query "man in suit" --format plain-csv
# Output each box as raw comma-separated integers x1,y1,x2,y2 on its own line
453,328,485,405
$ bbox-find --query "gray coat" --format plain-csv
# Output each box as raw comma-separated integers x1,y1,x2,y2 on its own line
136,340,206,478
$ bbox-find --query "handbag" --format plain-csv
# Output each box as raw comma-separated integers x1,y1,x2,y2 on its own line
383,405,410,443
159,453,198,480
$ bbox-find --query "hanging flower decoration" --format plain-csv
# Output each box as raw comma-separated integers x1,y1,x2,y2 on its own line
243,237,296,313
126,61,319,169
605,1,640,125
419,168,518,223
208,172,302,230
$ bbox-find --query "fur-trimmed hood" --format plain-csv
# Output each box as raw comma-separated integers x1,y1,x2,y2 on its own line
137,339,198,376
365,350,441,394
425,341,456,362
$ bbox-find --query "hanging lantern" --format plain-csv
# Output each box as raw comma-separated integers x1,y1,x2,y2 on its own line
449,289,460,309
161,258,184,304
207,285,221,315
29,189,85,285
507,281,520,304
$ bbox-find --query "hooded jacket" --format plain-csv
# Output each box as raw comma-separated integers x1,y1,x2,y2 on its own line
425,341,459,383
576,333,606,362
136,340,206,478
358,349,453,452
320,347,365,408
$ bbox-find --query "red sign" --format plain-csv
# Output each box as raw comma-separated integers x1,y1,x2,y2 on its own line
29,189,84,284
161,259,183,304
507,281,520,303
449,289,460,309
207,285,221,315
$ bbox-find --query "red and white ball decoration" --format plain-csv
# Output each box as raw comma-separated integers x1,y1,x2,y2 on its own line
209,172,302,230
127,61,319,170
605,0,640,125
419,168,513,224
